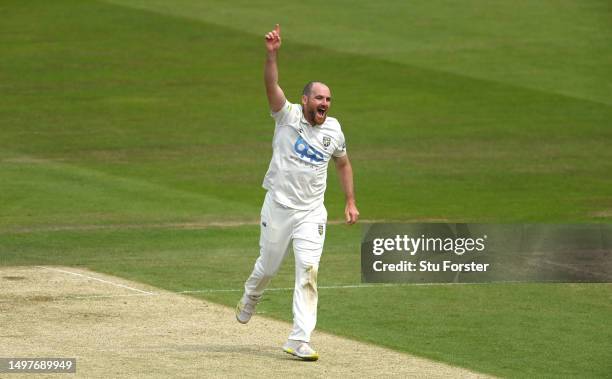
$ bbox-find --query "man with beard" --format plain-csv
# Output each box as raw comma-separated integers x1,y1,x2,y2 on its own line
236,24,359,361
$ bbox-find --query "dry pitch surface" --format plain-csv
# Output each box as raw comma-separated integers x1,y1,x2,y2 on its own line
0,266,493,378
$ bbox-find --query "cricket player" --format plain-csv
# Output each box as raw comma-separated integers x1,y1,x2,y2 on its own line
236,24,359,361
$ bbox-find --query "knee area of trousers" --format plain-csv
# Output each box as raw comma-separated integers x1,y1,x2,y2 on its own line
302,265,318,291
257,261,280,278
301,266,319,311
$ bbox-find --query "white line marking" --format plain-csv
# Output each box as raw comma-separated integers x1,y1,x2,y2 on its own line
175,280,569,294
36,266,156,295
177,283,415,294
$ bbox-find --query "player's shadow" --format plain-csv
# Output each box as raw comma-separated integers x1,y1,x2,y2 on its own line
167,344,313,362
167,344,281,359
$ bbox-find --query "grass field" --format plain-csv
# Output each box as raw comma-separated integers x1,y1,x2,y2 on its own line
1,1,611,377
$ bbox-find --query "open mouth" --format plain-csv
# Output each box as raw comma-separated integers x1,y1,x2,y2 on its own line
317,107,326,117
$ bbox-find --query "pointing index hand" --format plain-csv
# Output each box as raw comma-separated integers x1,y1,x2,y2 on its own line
265,24,282,52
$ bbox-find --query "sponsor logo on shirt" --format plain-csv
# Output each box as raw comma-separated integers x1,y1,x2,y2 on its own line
294,136,324,163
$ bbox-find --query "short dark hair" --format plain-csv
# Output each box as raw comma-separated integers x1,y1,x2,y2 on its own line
303,81,327,96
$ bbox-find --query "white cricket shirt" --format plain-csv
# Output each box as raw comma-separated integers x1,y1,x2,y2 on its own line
262,100,347,210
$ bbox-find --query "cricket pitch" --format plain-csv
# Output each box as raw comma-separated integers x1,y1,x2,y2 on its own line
0,266,493,378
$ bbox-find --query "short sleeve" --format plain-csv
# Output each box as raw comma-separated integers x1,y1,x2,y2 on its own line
333,129,347,158
270,100,297,126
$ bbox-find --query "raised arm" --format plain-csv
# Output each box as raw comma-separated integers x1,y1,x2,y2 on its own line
334,154,360,225
264,24,287,113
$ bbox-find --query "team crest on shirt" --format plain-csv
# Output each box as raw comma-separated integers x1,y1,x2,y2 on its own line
322,136,331,148
318,224,324,236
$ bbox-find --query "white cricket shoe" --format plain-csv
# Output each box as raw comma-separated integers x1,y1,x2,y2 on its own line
235,294,259,324
282,339,319,361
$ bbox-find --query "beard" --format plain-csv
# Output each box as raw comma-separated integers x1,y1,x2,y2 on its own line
308,106,326,125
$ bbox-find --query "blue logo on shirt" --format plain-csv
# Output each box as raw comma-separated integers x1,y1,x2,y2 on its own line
294,136,324,163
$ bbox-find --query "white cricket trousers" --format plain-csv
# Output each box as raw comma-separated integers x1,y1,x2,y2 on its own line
244,192,327,342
